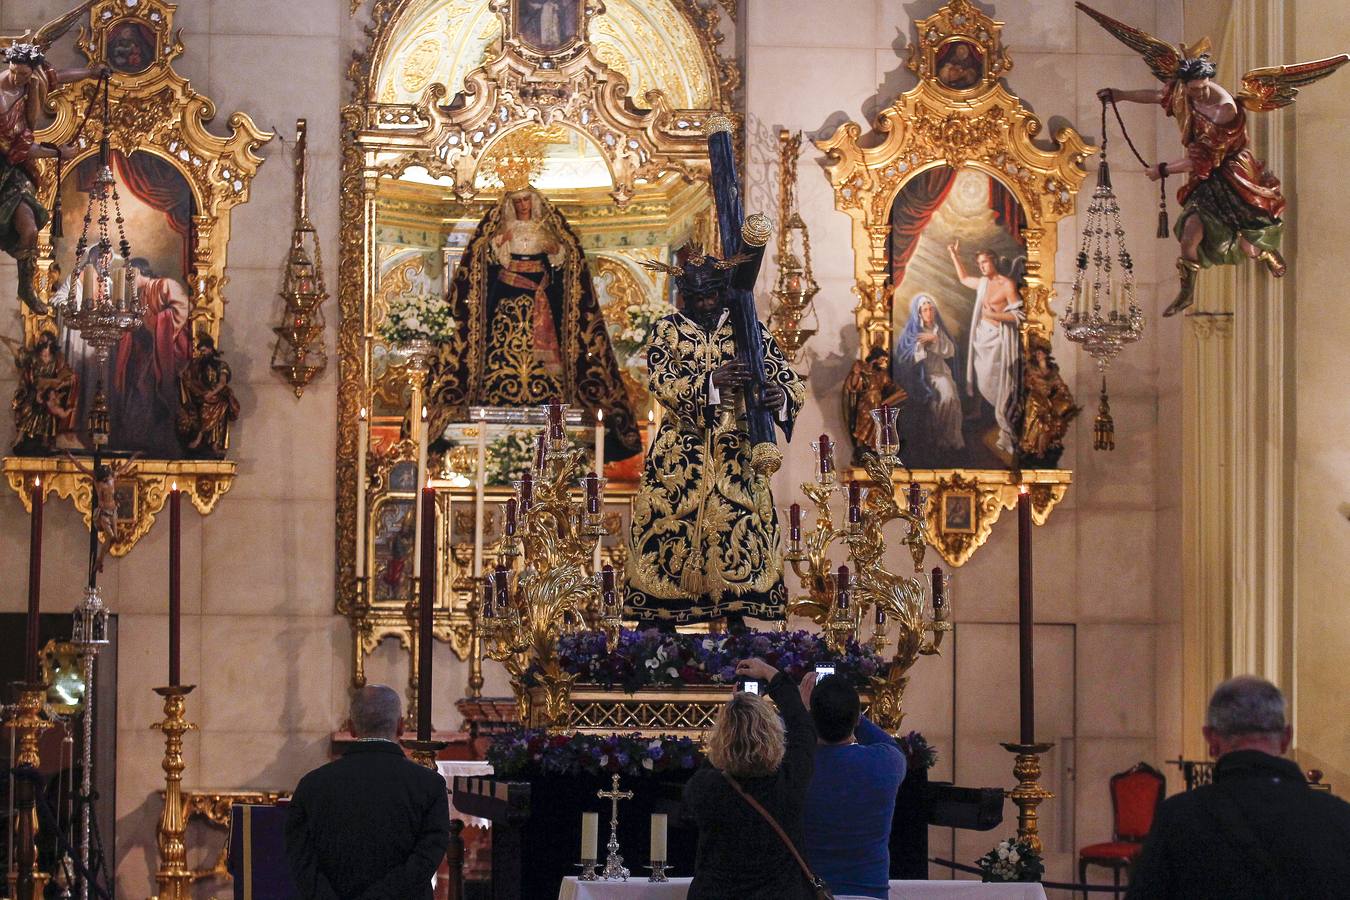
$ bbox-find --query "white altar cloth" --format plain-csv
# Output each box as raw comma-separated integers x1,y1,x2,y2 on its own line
436,760,494,828
558,877,1049,900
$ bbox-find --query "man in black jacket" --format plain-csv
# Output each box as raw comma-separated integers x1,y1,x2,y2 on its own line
285,685,450,900
1127,676,1350,899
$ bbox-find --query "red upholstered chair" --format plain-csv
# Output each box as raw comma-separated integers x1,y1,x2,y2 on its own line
1078,762,1166,897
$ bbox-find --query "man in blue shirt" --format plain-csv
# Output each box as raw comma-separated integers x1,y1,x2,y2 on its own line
801,672,907,899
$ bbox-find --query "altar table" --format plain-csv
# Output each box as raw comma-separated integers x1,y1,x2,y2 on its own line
558,877,1049,900
437,759,494,827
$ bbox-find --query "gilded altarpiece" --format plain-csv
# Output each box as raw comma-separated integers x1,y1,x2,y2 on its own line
2,0,270,553
818,0,1089,566
339,0,738,692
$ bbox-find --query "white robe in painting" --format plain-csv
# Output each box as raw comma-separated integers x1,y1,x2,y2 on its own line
965,275,1023,455
911,324,964,451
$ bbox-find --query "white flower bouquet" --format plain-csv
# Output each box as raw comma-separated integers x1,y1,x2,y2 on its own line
976,836,1044,883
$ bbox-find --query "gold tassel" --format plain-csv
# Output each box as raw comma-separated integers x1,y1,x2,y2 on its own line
1093,377,1115,451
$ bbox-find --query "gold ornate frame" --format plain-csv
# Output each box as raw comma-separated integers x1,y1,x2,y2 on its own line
337,0,738,683
3,0,270,556
817,0,1089,566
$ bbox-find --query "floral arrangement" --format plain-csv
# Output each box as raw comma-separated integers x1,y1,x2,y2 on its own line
610,292,674,370
897,731,938,771
479,428,596,486
976,836,1044,883
379,292,456,344
487,728,702,779
532,628,883,694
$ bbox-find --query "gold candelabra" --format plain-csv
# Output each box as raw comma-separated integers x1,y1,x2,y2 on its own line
1000,741,1055,853
480,403,617,728
150,684,197,900
5,684,52,900
767,129,819,367
786,410,951,731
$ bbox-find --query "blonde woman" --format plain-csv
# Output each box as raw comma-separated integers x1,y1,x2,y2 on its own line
683,657,819,899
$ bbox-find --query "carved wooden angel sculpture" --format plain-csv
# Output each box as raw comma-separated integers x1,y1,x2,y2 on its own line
0,0,106,315
1079,2,1349,316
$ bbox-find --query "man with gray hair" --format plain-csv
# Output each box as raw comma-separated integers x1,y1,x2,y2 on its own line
285,685,450,899
1127,676,1350,899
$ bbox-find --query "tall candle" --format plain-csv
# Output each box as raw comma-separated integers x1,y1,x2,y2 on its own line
356,407,369,579
836,564,850,609
594,409,605,476
1017,486,1034,745
788,502,802,547
24,477,43,684
645,408,656,456
818,434,834,476
482,576,495,618
650,813,668,861
546,401,566,444
169,483,181,687
80,265,98,307
504,497,518,537
417,487,437,741
847,480,862,526
581,812,599,860
931,566,945,616
472,410,487,579
413,405,429,571
534,430,548,472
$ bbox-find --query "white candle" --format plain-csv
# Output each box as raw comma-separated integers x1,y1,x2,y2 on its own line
593,409,605,573
473,410,488,579
650,813,667,861
80,264,98,306
581,812,599,860
110,259,125,307
356,407,369,579
414,404,429,571
645,408,656,457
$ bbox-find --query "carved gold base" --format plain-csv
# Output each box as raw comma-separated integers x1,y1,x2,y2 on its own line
2,456,236,559
402,738,449,769
151,685,198,900
1001,741,1055,854
6,683,52,900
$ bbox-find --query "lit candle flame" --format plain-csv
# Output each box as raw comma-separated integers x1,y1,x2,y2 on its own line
1018,483,1030,496
172,481,178,492
359,406,368,420
596,409,604,423
421,405,428,421
648,409,655,424
33,475,40,488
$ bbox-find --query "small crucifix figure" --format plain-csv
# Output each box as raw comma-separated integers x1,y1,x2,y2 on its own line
596,773,633,880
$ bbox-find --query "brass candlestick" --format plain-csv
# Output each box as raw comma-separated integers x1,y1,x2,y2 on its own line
1000,741,1055,853
5,683,52,900
151,685,197,900
402,738,449,770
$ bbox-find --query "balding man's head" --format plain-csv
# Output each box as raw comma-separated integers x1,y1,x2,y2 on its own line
1203,675,1292,759
349,685,403,740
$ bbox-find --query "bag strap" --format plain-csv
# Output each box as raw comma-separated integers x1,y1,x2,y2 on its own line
721,772,824,889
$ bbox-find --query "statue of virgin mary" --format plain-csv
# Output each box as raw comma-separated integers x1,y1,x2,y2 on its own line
427,187,641,460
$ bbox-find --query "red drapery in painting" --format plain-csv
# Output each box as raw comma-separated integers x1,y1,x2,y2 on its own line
77,151,195,276
989,176,1025,243
888,167,958,287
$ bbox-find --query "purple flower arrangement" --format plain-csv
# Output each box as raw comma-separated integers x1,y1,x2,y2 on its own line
532,628,883,693
897,730,939,771
487,729,703,778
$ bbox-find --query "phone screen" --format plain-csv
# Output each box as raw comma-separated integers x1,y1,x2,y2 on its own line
741,680,760,695
815,665,835,681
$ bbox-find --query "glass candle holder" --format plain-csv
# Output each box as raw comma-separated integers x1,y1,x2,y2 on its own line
812,434,836,484
870,405,900,458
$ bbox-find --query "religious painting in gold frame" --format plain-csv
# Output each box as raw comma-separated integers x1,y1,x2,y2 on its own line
337,0,740,688
817,0,1089,566
2,0,270,556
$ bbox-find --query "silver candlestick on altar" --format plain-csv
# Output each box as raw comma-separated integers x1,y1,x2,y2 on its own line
596,774,633,881
645,862,669,883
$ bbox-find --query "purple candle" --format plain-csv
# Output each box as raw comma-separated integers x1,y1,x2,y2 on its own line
519,471,534,513
908,482,923,518
584,471,600,515
836,564,851,609
818,434,834,475
789,502,802,545
504,497,517,537
847,481,862,525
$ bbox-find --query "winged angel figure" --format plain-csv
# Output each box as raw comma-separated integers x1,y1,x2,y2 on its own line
0,1,106,316
1080,2,1349,316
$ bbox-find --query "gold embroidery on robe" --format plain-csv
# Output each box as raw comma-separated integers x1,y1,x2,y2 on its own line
625,313,805,623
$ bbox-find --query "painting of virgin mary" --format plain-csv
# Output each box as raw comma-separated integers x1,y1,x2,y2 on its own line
516,0,581,51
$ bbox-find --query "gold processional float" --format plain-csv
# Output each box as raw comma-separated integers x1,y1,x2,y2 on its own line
476,401,951,738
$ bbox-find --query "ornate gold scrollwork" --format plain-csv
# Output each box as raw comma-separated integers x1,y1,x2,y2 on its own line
817,0,1088,566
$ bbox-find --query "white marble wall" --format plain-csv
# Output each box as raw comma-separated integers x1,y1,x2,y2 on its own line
0,0,1183,894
